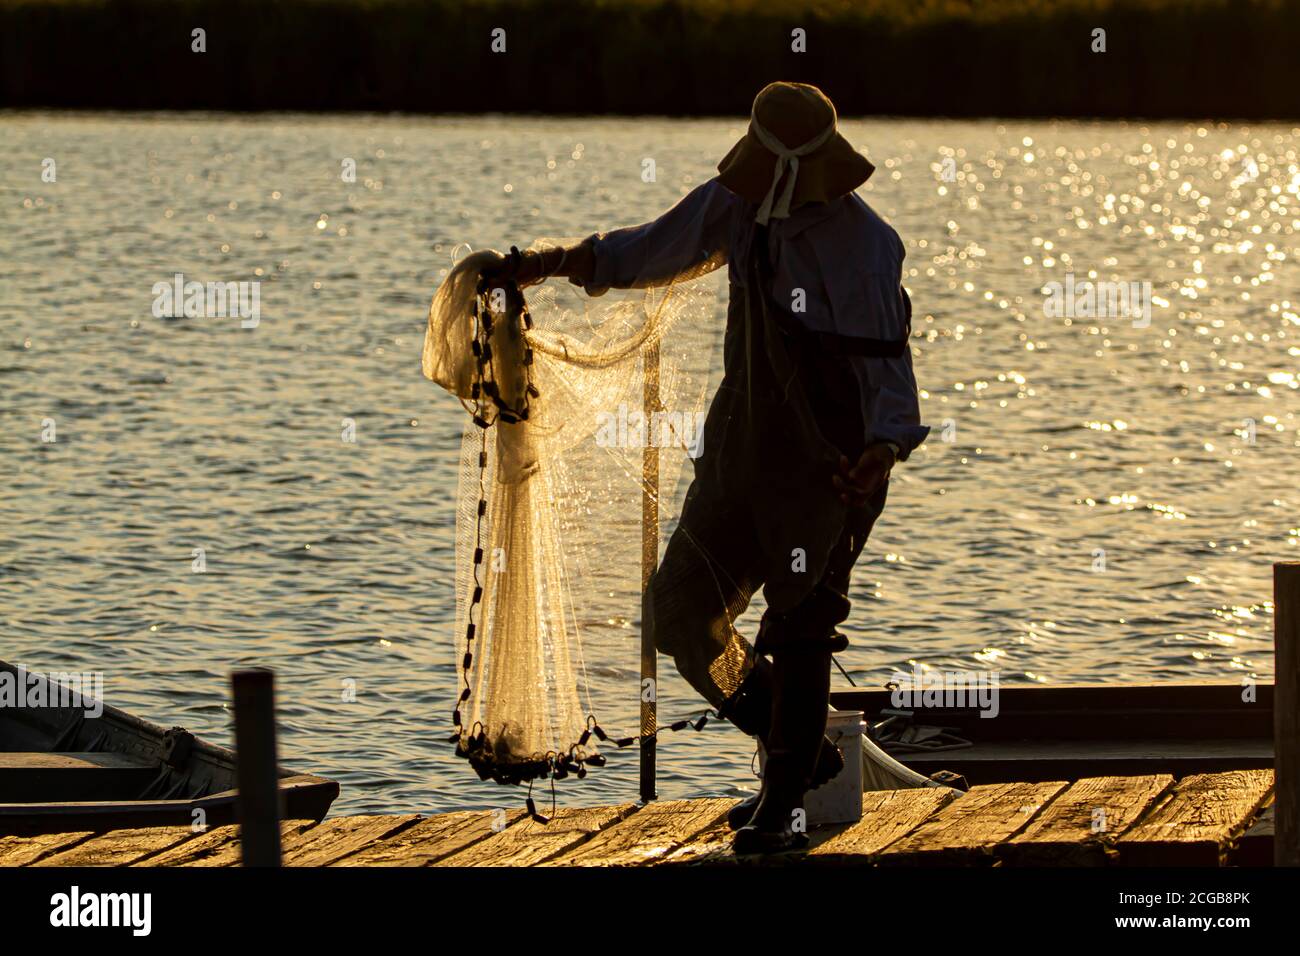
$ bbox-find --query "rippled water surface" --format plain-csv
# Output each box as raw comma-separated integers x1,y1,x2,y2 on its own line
2,113,1298,815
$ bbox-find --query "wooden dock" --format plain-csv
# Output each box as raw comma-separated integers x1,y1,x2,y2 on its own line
0,769,1275,868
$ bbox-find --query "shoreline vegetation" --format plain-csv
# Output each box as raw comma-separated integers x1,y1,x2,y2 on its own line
1,0,1298,120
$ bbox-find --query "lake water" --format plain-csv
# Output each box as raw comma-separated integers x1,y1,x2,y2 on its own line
2,113,1297,815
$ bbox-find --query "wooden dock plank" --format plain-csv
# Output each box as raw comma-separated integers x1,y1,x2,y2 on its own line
659,789,957,867
1115,769,1273,867
175,820,320,867
542,798,733,867
877,781,1069,866
135,824,240,867
807,787,959,863
433,804,637,867
0,831,95,867
999,774,1174,866
8,769,1274,868
283,814,422,866
33,826,199,867
333,809,525,866
656,817,738,866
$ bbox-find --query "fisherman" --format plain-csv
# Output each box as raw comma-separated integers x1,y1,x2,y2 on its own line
484,81,928,854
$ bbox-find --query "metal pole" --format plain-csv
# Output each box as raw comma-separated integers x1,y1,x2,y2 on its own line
1275,562,1300,866
640,341,660,803
231,668,283,867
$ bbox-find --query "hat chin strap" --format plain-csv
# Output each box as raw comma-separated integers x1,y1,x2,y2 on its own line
751,114,837,225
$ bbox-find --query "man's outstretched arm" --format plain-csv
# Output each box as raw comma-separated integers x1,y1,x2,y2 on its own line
495,179,738,293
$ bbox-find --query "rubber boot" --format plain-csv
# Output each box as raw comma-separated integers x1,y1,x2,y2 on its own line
722,657,845,831
727,735,843,831
733,647,833,856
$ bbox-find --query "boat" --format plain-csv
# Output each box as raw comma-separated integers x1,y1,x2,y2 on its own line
0,660,338,834
832,681,1273,788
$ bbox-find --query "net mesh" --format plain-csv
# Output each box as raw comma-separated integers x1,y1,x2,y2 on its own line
423,243,723,785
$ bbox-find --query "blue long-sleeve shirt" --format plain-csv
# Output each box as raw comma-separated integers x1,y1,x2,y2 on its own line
581,178,929,460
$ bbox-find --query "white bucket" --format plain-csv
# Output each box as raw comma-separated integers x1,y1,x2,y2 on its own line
757,708,865,827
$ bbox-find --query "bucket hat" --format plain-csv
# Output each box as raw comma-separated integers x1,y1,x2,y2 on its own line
716,81,874,224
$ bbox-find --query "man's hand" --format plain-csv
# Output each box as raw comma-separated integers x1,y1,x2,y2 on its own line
478,242,596,291
478,247,543,290
512,251,545,286
832,443,895,506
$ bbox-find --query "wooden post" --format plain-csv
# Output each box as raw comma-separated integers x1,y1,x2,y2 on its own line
1276,562,1300,866
231,668,283,867
640,341,660,803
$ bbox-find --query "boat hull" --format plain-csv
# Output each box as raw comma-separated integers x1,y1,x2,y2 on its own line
831,682,1273,786
0,661,338,834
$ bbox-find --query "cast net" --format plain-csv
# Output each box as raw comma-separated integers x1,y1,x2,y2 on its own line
422,241,724,787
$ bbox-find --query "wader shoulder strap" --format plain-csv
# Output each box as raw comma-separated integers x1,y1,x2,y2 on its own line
765,287,912,359
754,228,912,359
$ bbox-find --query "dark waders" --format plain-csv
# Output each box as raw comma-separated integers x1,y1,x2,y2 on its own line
644,223,889,853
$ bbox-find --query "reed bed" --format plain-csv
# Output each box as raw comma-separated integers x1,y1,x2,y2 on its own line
1,0,1296,118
